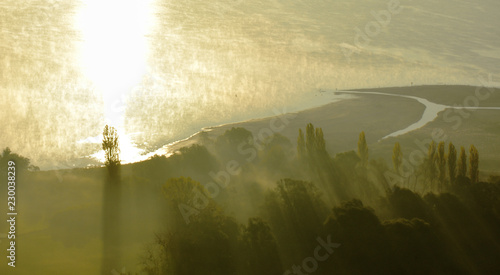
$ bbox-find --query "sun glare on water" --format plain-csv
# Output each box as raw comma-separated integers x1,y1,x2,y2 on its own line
76,0,155,163
76,0,154,123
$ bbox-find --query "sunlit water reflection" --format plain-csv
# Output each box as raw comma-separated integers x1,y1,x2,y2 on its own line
1,0,499,169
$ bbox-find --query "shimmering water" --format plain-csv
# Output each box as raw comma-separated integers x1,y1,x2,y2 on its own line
1,0,499,169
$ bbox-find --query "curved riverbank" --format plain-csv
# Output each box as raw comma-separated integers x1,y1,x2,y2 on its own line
336,89,500,140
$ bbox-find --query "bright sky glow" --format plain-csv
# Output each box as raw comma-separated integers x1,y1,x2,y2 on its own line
76,0,154,125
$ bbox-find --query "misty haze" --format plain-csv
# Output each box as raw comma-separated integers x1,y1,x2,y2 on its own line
1,0,500,274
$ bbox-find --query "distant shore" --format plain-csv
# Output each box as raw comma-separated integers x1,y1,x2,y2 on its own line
61,85,500,175
160,85,500,175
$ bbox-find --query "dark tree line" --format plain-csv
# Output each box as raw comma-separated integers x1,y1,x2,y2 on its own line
392,140,482,193
117,124,500,275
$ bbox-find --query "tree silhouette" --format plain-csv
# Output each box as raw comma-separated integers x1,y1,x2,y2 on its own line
458,146,467,178
215,127,254,163
299,123,345,202
392,142,403,173
157,177,238,275
305,123,316,157
1,147,32,172
425,141,437,187
241,218,283,275
437,141,446,190
315,127,326,152
357,131,369,166
448,143,457,185
101,125,121,274
297,128,306,160
469,145,479,184
102,125,120,170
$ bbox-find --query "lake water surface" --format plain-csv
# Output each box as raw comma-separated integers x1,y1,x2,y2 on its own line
1,0,499,168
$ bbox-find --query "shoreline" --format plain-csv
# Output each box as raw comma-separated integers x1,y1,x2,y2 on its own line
56,85,500,170
161,84,500,157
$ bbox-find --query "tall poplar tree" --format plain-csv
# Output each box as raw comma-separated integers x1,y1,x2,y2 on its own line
357,131,368,166
437,141,447,189
101,125,121,274
469,145,479,184
458,146,467,178
392,142,403,173
297,128,306,160
426,141,437,182
448,143,457,184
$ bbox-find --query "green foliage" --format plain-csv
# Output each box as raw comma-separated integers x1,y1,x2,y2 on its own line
259,133,293,175
273,179,327,231
215,127,252,150
315,127,326,152
426,140,437,180
240,218,283,275
382,218,447,274
297,123,345,201
1,147,33,172
102,125,120,171
263,178,328,262
448,143,457,184
469,145,479,183
176,144,219,175
305,123,316,155
297,128,306,160
301,123,329,160
387,186,431,221
101,125,122,274
357,131,369,166
162,177,204,207
14,124,500,274
324,199,387,274
437,141,447,189
154,177,239,274
334,150,361,173
325,188,500,274
458,146,467,178
162,177,218,226
326,199,381,232
215,127,253,162
158,214,239,275
333,150,362,195
134,128,500,274
392,142,403,172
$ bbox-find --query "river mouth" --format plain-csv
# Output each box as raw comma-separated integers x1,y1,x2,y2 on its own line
335,90,500,140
